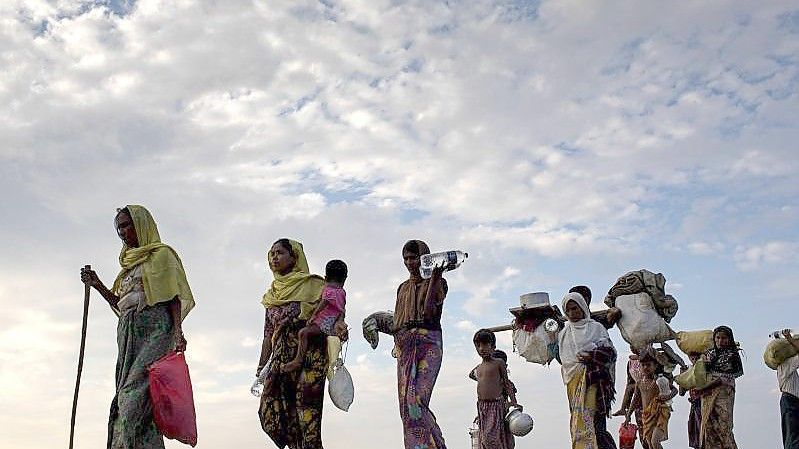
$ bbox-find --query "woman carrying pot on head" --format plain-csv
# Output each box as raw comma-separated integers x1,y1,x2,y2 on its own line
80,205,195,449
559,292,618,449
257,238,328,449
393,240,449,449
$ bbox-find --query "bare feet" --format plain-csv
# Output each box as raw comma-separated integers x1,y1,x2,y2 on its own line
282,359,302,373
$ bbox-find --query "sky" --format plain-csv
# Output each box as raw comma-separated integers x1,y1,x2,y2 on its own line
1,0,798,448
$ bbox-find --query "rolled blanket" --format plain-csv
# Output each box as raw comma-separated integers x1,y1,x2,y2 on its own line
362,311,395,349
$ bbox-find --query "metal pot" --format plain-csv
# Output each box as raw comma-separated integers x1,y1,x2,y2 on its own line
505,405,534,436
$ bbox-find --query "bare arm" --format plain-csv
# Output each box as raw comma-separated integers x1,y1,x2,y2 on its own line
500,363,519,406
423,262,446,321
257,309,273,375
80,267,120,311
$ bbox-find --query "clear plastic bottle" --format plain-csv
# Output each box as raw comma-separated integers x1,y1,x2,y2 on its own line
251,356,274,397
770,329,797,339
420,250,468,279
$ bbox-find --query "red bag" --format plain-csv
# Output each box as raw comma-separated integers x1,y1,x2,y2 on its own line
619,422,637,449
148,351,198,446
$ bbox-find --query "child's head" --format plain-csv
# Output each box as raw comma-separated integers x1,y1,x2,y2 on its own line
473,329,496,358
325,259,348,284
492,349,508,365
713,326,735,350
639,348,662,377
688,352,701,364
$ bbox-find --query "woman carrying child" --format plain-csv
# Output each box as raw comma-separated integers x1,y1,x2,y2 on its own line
698,325,743,449
393,240,448,449
558,292,618,449
257,239,328,448
471,330,519,449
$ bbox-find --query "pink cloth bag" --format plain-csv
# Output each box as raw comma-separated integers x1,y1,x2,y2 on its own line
148,351,198,446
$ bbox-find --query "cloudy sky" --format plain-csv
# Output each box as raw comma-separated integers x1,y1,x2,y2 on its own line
1,0,798,447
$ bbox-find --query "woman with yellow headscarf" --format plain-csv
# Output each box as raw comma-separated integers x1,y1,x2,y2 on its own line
80,205,195,449
256,238,328,448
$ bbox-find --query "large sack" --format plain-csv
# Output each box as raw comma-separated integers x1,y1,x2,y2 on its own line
676,330,714,355
328,358,354,411
615,293,674,350
362,311,395,350
675,359,711,390
764,338,799,370
148,351,198,446
513,324,557,365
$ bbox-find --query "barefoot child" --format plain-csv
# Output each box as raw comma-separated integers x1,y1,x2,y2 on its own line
283,260,347,372
626,349,677,449
472,329,518,449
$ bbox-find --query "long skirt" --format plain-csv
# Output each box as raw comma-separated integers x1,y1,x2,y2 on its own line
108,303,173,449
395,328,447,449
641,400,670,445
259,320,327,449
782,393,799,449
700,384,738,449
566,367,599,449
477,399,514,449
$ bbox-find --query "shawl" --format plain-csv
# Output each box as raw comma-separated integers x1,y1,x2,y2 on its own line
111,205,195,321
261,239,324,320
705,326,743,379
558,292,613,384
393,240,447,329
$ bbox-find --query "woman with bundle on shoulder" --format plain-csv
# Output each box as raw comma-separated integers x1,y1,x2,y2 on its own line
393,239,449,449
80,205,195,449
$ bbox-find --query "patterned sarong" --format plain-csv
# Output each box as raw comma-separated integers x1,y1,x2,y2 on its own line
477,399,514,449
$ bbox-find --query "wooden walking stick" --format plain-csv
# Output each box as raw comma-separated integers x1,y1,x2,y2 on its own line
70,265,91,449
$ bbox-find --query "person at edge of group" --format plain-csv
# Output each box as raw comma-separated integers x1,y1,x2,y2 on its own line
257,238,328,449
697,325,743,449
393,239,449,449
283,259,349,373
471,329,519,449
678,352,703,449
625,348,677,449
613,346,651,449
558,291,618,449
777,329,799,449
80,205,195,449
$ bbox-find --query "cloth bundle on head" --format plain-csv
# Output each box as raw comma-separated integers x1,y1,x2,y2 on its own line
262,239,325,320
558,292,613,384
111,205,195,320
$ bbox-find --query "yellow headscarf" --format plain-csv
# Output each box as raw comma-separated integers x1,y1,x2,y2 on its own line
261,239,324,320
111,205,195,321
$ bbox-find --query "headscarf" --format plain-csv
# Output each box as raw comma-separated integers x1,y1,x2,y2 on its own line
705,325,743,378
261,239,325,320
393,240,447,329
558,292,612,384
111,205,195,321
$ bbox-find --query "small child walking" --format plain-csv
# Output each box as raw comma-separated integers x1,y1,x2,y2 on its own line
472,329,518,449
626,348,677,449
282,260,348,372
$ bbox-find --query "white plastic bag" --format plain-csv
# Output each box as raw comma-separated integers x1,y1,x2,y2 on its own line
513,324,557,365
615,293,674,350
328,359,354,411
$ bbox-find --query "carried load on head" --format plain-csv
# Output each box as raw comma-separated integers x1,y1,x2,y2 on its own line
764,333,799,370
604,269,678,350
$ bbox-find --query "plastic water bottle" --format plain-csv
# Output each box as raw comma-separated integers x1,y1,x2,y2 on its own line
770,329,797,339
251,356,274,397
420,250,468,279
